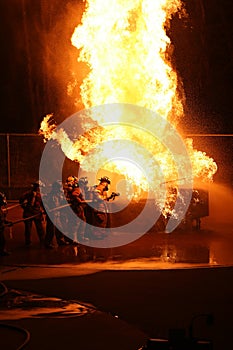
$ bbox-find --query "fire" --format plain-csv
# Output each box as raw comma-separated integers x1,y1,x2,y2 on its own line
40,0,217,212
71,0,184,124
185,138,217,182
39,114,56,142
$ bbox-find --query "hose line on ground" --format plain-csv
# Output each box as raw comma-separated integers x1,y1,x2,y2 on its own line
0,281,31,349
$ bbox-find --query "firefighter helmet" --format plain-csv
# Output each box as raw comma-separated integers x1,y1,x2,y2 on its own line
51,180,62,191
31,180,44,190
79,177,88,186
66,175,79,188
66,176,75,183
98,176,111,184
0,192,7,207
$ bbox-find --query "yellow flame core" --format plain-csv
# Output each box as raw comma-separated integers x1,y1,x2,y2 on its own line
39,114,56,142
40,0,218,212
71,0,183,124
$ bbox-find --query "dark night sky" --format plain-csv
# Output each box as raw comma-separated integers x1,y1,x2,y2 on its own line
0,0,232,135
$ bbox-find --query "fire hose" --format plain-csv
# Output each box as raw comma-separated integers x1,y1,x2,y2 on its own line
4,213,44,228
48,194,119,213
3,193,120,227
3,204,88,227
5,203,22,210
49,201,90,213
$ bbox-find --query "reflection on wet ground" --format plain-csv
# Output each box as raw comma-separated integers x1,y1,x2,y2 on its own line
0,285,92,320
0,228,229,268
0,280,148,350
0,290,94,320
1,182,233,269
0,183,232,350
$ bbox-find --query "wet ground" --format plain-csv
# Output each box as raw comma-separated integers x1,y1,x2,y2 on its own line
1,202,232,268
0,183,233,349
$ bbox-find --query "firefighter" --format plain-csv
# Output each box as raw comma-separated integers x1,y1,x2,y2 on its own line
86,176,121,260
78,177,90,200
19,181,45,246
64,175,79,199
65,176,87,243
44,180,72,249
89,176,112,240
0,192,12,256
190,189,201,230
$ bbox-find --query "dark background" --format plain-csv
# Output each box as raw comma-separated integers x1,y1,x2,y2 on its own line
0,0,232,134
170,0,233,135
0,0,232,186
0,0,86,133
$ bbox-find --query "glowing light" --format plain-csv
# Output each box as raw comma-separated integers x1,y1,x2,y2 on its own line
40,0,218,216
71,0,184,124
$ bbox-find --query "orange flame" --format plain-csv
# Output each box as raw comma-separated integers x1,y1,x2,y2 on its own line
71,0,184,124
40,0,217,205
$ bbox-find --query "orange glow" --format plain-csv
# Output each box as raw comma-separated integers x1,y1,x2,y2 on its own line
71,0,184,124
40,0,217,209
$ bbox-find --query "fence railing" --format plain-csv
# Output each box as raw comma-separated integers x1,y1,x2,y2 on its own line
0,133,45,199
0,133,232,199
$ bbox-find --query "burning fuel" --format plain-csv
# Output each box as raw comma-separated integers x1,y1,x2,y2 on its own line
39,0,217,223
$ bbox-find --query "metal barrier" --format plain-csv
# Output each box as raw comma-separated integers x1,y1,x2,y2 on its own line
0,133,44,199
0,133,79,200
0,133,232,200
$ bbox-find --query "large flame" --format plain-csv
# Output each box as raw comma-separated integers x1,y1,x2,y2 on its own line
40,0,217,213
71,0,184,125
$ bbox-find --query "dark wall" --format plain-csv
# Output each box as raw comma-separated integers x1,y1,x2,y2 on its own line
0,0,85,133
170,0,233,134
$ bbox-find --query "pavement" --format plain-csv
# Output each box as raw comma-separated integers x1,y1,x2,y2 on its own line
0,183,233,350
